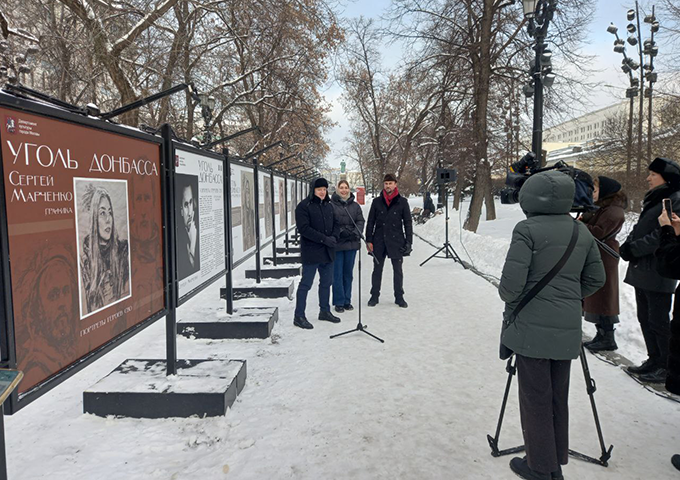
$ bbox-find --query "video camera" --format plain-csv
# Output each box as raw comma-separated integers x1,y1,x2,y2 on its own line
499,152,595,213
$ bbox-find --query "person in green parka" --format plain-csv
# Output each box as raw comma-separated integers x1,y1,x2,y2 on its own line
499,170,605,480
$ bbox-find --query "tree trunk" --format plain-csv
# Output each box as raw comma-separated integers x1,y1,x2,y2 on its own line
463,0,494,233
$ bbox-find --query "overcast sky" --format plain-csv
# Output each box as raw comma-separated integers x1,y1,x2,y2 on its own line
322,0,669,169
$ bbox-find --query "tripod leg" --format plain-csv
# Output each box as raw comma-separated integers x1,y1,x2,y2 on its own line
420,245,447,267
330,327,361,339
579,346,613,466
360,328,385,343
488,356,516,457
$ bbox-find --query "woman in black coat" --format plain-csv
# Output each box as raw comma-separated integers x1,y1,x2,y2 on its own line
331,180,365,313
620,157,680,382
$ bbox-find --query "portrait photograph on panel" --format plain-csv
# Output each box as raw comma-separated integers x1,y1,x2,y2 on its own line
241,170,256,251
278,179,286,231
74,178,132,319
175,173,200,282
264,176,273,238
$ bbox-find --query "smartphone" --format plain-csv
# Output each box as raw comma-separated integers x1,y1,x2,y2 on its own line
664,198,673,222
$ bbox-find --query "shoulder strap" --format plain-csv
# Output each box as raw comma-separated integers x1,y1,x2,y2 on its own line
507,220,580,325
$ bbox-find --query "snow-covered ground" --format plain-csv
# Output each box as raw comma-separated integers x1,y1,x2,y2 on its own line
6,199,680,479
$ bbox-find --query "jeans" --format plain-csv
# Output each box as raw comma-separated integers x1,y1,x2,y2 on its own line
295,262,333,318
370,250,404,299
333,249,357,306
516,354,572,475
634,287,673,367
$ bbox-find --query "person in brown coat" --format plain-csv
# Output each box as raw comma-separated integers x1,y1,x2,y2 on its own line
581,176,627,351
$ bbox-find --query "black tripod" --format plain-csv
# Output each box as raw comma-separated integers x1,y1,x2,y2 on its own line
420,189,466,269
486,345,613,467
330,205,384,343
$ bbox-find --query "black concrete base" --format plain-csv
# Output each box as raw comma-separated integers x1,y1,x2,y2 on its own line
276,246,300,254
178,307,279,339
231,281,294,300
83,359,247,419
245,266,301,279
264,255,301,265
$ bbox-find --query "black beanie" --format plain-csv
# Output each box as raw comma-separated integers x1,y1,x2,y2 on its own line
649,157,680,189
383,173,397,183
597,176,621,199
312,177,329,189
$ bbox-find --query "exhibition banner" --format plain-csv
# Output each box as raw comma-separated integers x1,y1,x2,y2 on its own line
259,171,273,242
174,146,226,300
287,178,297,226
275,175,286,234
0,106,165,396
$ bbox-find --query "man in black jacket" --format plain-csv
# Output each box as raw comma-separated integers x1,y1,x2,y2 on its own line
293,178,341,329
365,174,413,308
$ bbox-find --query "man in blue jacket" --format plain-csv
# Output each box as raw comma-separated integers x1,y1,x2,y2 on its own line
293,178,341,329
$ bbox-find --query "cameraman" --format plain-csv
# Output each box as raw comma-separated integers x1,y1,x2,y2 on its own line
499,171,605,480
619,157,680,383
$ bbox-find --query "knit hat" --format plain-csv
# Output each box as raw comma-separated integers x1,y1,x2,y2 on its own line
383,173,397,183
649,157,680,189
597,176,621,200
312,177,329,189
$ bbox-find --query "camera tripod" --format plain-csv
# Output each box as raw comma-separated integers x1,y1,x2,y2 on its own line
330,205,384,343
420,189,466,269
486,345,613,467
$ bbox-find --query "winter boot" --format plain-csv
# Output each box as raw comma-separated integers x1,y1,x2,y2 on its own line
672,454,680,471
586,327,617,352
509,457,550,480
293,316,313,329
627,358,658,375
583,326,604,348
343,304,354,311
368,296,379,307
318,310,341,323
395,297,408,308
334,305,345,313
638,367,667,384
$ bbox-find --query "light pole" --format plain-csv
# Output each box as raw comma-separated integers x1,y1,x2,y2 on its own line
436,124,445,208
522,0,558,166
199,93,216,147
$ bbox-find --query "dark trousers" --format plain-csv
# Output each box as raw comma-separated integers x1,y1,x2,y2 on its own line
295,262,333,318
516,354,572,475
370,250,404,299
333,249,357,306
634,287,673,367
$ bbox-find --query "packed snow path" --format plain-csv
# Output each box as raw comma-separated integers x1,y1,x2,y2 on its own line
6,233,680,479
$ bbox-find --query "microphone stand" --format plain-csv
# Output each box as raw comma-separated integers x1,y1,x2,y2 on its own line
330,204,384,343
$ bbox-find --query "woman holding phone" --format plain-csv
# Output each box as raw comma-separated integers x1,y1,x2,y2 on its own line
619,157,680,383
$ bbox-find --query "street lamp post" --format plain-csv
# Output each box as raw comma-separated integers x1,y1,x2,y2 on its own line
199,94,216,147
522,0,558,166
436,124,445,208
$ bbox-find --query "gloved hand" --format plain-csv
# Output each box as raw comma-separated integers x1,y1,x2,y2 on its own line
618,242,633,262
340,229,351,239
400,243,412,256
323,236,337,249
350,233,361,242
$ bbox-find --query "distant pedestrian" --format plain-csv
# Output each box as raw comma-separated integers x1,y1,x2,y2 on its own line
581,176,627,351
365,174,413,308
619,157,680,383
499,171,605,480
331,180,365,313
293,178,341,329
423,192,436,217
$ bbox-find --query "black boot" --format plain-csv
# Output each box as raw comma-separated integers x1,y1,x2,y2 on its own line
293,316,313,329
334,305,345,313
343,303,354,311
368,296,379,307
638,367,667,383
509,457,550,480
627,358,659,375
318,310,341,323
395,297,408,308
671,454,680,471
583,326,604,347
586,328,617,352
